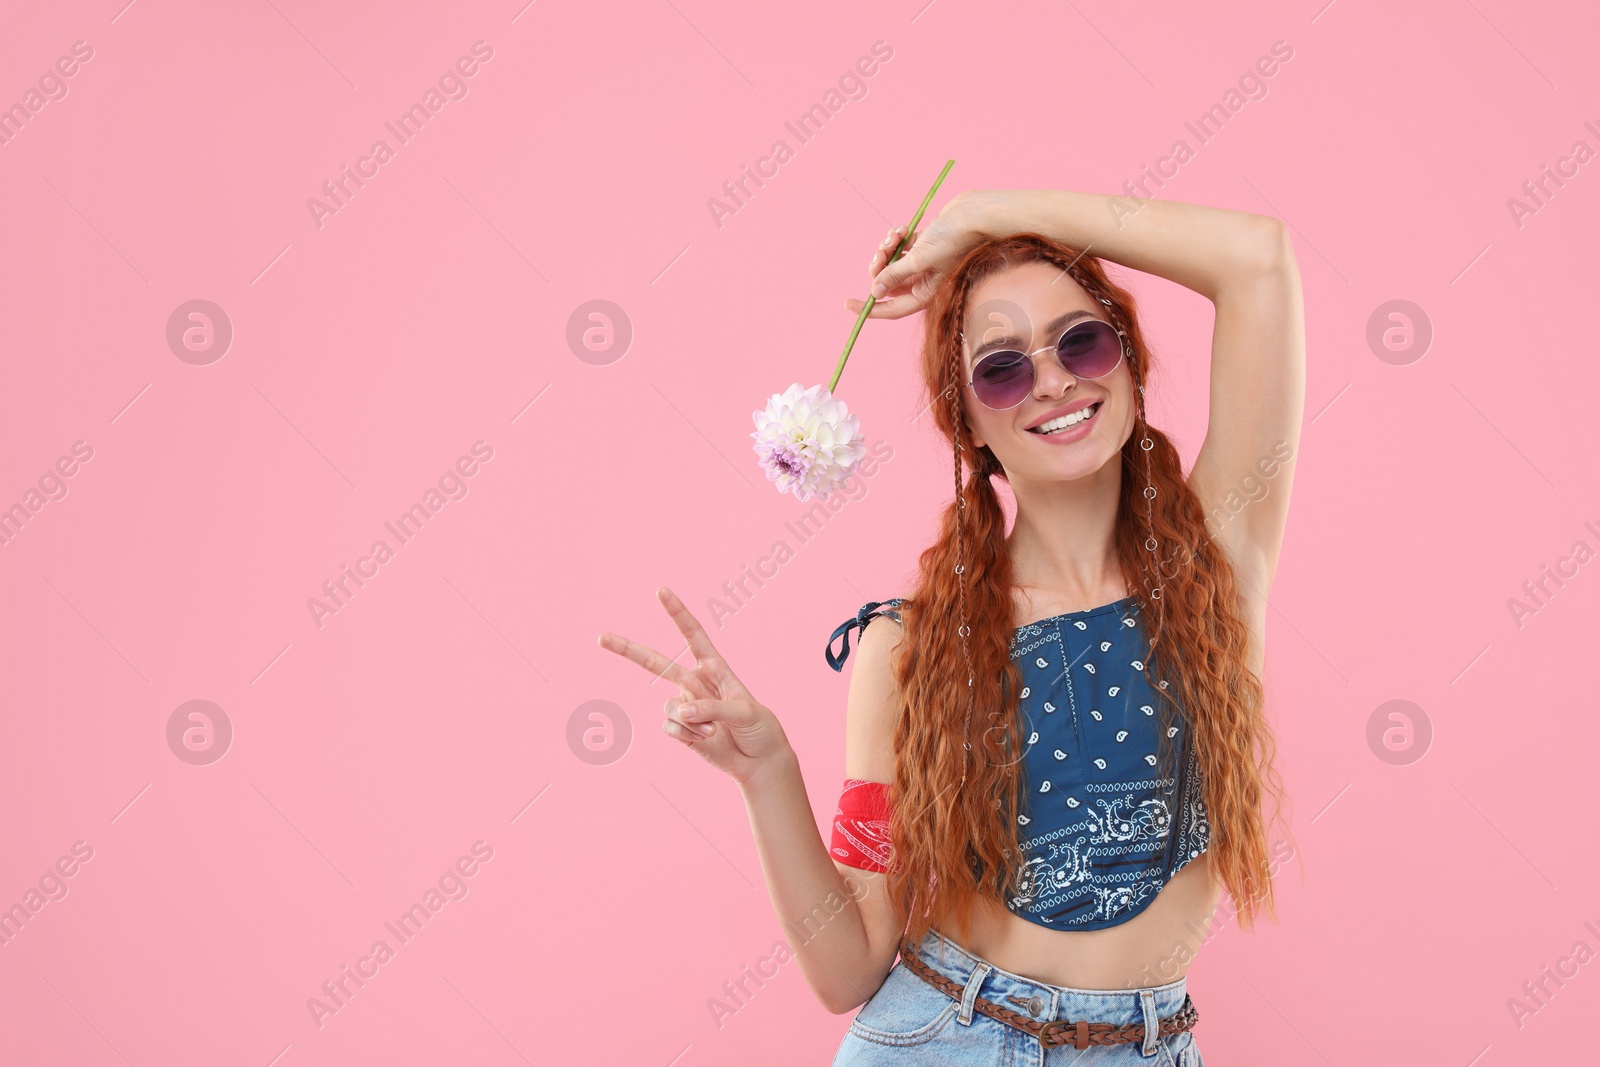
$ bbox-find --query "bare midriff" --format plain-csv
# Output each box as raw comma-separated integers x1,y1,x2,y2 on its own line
949,850,1221,991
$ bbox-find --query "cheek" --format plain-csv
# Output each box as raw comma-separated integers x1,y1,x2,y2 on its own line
1111,397,1140,448
965,401,1009,445
1114,368,1137,409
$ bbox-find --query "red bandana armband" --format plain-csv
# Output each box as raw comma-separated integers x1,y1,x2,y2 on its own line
829,778,894,873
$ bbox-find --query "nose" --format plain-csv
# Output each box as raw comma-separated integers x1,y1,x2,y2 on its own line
1032,347,1077,399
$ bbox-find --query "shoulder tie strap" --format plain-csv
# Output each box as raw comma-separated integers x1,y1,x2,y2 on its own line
825,598,906,672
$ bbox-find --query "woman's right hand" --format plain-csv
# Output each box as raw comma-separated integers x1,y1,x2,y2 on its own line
845,189,1004,320
597,586,791,785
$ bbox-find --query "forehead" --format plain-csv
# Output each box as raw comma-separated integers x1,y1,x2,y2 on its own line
962,261,1096,360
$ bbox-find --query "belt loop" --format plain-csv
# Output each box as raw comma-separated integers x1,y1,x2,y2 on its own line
1139,989,1160,1056
957,962,993,1026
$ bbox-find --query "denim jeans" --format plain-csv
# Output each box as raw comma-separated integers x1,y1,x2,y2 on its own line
832,929,1202,1066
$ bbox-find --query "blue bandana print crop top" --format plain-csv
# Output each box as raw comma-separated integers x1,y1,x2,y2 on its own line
825,594,1211,931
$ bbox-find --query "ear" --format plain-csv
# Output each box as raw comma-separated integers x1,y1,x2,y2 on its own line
964,397,986,450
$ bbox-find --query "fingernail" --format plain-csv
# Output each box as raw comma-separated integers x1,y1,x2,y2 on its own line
871,282,886,298
679,702,694,719
696,723,715,735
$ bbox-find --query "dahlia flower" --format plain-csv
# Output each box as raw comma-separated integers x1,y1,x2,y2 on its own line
750,382,867,501
749,159,955,501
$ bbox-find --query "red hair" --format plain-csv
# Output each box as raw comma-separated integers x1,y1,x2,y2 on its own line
882,233,1290,948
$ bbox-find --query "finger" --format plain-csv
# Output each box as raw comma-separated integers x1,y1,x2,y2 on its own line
862,266,908,302
677,697,758,731
844,295,915,319
857,292,922,320
663,716,707,744
868,226,908,277
655,587,731,677
870,255,919,301
597,630,706,694
868,225,912,264
664,692,716,736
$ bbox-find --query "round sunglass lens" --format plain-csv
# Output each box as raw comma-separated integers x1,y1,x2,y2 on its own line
973,352,1032,408
1059,320,1122,379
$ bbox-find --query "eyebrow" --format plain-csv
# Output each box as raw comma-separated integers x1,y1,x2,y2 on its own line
967,309,1096,361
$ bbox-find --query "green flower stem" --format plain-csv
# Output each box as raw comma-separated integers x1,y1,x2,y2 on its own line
827,158,956,394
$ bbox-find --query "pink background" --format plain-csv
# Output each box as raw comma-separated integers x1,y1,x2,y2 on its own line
2,0,1597,1063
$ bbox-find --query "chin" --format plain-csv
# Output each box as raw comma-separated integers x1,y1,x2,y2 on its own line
1010,438,1124,481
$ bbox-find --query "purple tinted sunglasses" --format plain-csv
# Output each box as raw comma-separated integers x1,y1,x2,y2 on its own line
961,318,1126,411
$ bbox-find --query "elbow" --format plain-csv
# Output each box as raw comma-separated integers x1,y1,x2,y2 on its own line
1246,216,1295,277
822,990,867,1016
1208,216,1295,301
813,974,872,1015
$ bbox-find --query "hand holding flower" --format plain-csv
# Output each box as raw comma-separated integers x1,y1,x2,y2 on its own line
750,160,958,501
845,188,1002,320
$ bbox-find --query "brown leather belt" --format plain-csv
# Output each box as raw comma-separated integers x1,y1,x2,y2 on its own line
896,939,1198,1051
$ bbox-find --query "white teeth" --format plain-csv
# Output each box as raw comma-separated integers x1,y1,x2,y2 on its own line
1029,404,1098,434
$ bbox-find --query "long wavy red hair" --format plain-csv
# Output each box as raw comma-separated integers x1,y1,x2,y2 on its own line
882,233,1289,949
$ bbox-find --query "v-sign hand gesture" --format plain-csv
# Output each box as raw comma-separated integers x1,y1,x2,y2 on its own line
597,587,791,785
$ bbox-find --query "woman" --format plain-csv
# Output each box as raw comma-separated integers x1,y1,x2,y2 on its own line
598,187,1304,1064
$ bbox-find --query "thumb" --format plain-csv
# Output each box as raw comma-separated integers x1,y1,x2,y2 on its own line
678,697,761,730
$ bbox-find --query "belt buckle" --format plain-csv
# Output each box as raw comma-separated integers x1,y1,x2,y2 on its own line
1036,1017,1092,1050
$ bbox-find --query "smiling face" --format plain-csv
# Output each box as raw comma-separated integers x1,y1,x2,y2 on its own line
960,260,1137,485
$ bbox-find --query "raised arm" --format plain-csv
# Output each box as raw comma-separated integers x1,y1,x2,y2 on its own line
970,190,1306,588
865,189,1305,588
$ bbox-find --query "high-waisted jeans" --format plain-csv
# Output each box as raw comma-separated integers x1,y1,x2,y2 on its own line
832,929,1202,1066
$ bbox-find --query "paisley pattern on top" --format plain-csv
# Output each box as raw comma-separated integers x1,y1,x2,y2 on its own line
825,594,1210,931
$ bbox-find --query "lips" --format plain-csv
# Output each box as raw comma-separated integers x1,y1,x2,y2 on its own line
1025,398,1099,431
1027,401,1101,435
